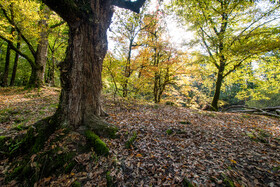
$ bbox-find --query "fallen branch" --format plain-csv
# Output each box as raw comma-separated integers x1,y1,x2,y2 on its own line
222,105,280,118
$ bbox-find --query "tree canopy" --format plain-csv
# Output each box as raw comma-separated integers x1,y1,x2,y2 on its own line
170,0,280,110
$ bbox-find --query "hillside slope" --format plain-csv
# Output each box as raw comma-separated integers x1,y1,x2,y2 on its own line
0,87,279,186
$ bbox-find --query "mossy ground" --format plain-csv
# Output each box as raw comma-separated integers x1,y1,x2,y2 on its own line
0,87,119,186
1,117,116,186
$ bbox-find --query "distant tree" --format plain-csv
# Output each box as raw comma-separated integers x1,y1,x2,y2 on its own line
1,28,12,87
9,33,21,86
46,22,68,87
0,1,64,88
135,13,187,103
103,52,123,97
171,0,280,110
109,7,146,97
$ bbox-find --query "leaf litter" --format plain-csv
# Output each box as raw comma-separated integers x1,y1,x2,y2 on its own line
0,88,279,186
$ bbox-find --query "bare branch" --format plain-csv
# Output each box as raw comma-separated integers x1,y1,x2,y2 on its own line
223,105,280,118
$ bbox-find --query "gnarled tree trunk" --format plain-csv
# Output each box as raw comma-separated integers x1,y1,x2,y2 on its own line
58,18,111,128
43,0,146,130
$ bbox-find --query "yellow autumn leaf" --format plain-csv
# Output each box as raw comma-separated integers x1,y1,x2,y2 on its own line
230,159,237,164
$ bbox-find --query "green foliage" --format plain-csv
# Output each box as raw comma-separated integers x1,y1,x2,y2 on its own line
6,148,76,186
169,0,280,109
179,121,191,125
246,92,280,108
165,101,175,106
221,173,235,187
182,178,194,187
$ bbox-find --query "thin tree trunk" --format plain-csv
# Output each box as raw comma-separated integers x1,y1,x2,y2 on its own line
154,73,160,103
27,6,50,88
49,55,55,87
211,62,225,111
2,42,11,87
122,40,133,97
10,39,21,86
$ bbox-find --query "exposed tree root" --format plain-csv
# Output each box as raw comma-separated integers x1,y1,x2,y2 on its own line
0,114,118,186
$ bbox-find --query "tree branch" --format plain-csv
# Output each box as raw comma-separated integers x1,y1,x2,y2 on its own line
49,21,66,29
200,27,219,69
112,0,146,13
0,5,37,57
0,35,35,67
223,55,251,78
229,4,280,48
42,0,81,25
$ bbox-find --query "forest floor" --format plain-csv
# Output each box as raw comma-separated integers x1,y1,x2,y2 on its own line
0,87,280,186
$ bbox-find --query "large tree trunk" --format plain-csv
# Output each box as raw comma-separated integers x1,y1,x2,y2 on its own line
1,1,148,185
57,15,112,129
42,0,146,129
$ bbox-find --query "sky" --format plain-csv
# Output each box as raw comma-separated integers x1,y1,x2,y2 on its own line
108,0,193,53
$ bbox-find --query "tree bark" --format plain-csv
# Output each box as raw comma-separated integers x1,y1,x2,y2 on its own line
27,38,48,88
27,7,50,88
122,39,133,97
1,42,11,87
211,62,225,111
57,12,113,128
10,38,21,86
48,54,55,87
42,0,146,129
